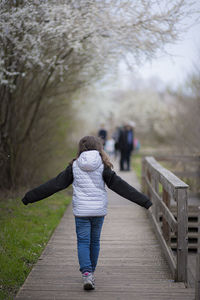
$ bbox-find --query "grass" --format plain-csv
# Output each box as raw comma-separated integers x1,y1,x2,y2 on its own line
0,192,71,300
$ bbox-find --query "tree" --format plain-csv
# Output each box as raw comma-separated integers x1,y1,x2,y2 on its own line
168,66,200,154
0,0,195,188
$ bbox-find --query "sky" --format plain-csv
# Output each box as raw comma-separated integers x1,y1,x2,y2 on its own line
119,3,200,90
138,21,200,88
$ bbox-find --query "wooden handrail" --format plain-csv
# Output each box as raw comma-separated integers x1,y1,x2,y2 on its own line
195,207,200,300
142,156,189,285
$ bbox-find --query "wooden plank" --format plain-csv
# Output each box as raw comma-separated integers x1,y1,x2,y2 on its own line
147,169,152,199
153,172,160,223
171,232,198,238
151,170,158,219
162,188,171,245
15,290,195,300
176,188,188,284
141,157,146,194
195,207,200,300
171,243,198,250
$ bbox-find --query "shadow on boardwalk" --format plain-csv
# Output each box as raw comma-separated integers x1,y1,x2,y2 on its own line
16,167,194,300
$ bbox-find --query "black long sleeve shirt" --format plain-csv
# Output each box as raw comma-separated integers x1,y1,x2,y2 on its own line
22,164,152,209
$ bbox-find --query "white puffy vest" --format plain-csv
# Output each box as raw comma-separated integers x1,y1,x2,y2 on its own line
72,150,108,217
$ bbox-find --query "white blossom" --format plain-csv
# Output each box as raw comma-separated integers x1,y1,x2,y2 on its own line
0,0,194,91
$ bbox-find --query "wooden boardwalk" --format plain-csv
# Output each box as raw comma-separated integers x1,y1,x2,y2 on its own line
16,168,195,300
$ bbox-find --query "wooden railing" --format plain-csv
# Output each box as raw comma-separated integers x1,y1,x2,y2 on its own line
195,207,200,300
142,156,189,285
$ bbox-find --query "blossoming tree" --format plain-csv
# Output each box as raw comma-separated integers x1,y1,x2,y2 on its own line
0,0,194,187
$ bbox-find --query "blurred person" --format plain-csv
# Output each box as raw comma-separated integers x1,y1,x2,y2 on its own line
98,124,107,147
118,122,135,171
105,137,115,157
112,126,121,159
134,138,141,152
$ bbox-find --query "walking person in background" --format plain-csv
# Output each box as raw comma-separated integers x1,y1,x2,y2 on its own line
118,122,135,171
21,136,152,291
98,124,107,147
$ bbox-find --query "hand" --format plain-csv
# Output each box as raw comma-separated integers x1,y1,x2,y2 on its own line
22,197,28,205
148,206,152,213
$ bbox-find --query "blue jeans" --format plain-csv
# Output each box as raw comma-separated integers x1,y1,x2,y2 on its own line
75,216,105,273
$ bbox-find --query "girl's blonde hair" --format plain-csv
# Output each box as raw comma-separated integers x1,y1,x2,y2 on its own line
70,136,113,168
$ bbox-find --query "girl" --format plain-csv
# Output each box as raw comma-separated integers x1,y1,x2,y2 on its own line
22,136,152,291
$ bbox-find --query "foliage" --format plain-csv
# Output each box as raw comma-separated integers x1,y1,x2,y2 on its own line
1,0,193,91
0,0,194,188
76,82,178,146
167,65,200,154
0,193,71,300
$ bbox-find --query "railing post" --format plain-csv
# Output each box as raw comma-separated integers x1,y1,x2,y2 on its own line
195,206,200,300
162,188,170,245
151,175,159,220
154,179,159,223
176,187,188,284
141,157,146,194
147,170,151,199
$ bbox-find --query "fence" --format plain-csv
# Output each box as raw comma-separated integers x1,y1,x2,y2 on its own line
142,156,188,284
195,207,200,300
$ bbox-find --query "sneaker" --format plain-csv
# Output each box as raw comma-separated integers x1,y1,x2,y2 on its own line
82,272,95,290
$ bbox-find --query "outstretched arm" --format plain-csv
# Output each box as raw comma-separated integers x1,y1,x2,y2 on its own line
22,164,73,205
103,166,152,209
